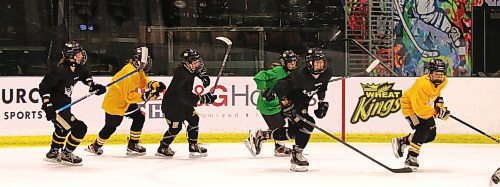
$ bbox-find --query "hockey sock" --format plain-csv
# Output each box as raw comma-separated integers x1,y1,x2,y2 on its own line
51,131,68,149
95,136,107,147
408,141,422,157
129,130,142,144
187,125,199,144
65,134,83,152
270,128,294,141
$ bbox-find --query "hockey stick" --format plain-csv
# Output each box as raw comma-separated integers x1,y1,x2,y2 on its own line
294,115,413,173
343,38,399,77
450,115,500,143
393,0,438,57
211,36,232,94
329,58,381,82
57,47,149,112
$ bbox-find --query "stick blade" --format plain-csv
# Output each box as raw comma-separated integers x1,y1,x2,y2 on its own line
138,47,148,70
365,59,381,73
216,36,233,46
390,167,414,173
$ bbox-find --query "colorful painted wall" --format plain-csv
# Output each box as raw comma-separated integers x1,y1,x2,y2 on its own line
348,0,499,76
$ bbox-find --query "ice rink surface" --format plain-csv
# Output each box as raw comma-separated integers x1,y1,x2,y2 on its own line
0,143,498,187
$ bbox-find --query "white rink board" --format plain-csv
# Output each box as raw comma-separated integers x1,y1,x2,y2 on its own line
0,76,341,136
0,76,499,136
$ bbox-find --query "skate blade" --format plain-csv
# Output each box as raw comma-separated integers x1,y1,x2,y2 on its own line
155,153,174,158
274,153,291,157
391,138,402,158
244,139,257,157
290,164,308,172
189,152,208,158
60,160,83,166
84,147,103,155
126,150,147,156
43,158,61,163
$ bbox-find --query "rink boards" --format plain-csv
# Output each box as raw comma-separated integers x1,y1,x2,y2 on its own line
0,76,499,136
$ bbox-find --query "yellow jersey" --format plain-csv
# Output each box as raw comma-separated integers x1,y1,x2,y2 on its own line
400,74,448,119
102,63,151,116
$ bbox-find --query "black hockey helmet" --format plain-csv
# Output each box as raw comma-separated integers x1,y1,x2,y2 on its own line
305,47,327,75
62,41,87,65
181,48,204,73
280,50,298,71
428,58,446,73
428,58,446,86
131,47,153,72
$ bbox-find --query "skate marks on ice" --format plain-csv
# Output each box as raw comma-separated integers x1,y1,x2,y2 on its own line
0,143,498,187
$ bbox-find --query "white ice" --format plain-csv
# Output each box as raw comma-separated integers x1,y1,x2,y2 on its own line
0,143,498,187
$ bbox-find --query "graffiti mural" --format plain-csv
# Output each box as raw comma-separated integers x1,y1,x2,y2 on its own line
393,0,493,76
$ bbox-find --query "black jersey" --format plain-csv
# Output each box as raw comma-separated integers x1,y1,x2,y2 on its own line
274,67,332,110
38,62,93,110
161,66,199,121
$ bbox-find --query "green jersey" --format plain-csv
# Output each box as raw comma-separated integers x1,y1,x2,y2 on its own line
253,66,289,115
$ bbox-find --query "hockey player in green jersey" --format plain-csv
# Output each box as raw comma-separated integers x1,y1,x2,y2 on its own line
244,50,298,157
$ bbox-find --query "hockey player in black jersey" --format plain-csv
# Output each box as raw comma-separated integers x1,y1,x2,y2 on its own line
155,48,217,158
39,41,106,166
259,48,332,171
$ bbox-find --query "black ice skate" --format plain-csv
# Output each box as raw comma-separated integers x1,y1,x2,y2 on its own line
155,145,175,158
391,137,407,158
84,143,103,155
244,130,265,157
290,145,309,172
274,142,292,157
126,142,146,155
404,155,419,172
60,149,83,166
189,143,208,158
490,167,500,186
44,148,61,163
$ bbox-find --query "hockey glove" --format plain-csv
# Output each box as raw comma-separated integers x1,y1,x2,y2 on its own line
199,92,217,104
262,89,276,102
41,102,56,121
148,81,166,92
89,83,107,96
142,90,160,101
434,106,450,120
314,101,329,119
281,100,297,120
197,69,210,88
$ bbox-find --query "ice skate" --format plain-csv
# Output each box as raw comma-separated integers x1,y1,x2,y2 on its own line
189,143,208,158
391,137,407,158
290,145,309,172
84,143,103,155
155,145,175,158
60,149,83,166
126,142,146,155
404,155,419,172
43,148,61,163
490,167,500,186
244,130,265,157
274,142,292,157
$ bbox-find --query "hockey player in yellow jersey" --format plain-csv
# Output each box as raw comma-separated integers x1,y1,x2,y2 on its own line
85,47,166,155
391,59,450,171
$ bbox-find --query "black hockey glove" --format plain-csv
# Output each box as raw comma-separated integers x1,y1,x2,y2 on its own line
314,101,329,119
41,102,56,121
142,90,160,101
89,83,106,96
281,101,297,120
262,89,276,102
148,81,166,92
199,92,217,104
197,69,210,88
